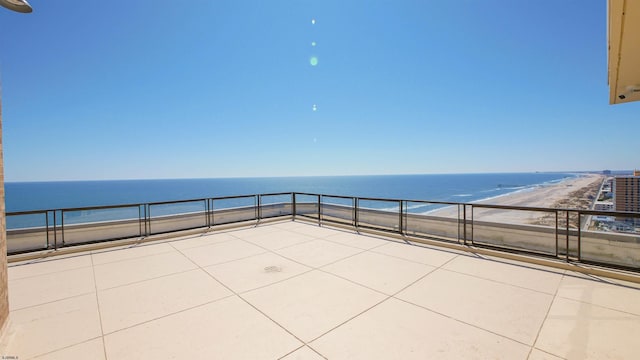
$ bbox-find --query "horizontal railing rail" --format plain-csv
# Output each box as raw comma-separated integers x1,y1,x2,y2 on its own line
6,192,640,271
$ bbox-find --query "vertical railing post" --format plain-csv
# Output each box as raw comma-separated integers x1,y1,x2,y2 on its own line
204,199,209,228
146,204,151,236
577,211,582,261
457,204,461,243
53,210,57,250
355,197,359,230
398,200,403,235
463,204,467,245
290,193,293,218
555,210,559,257
292,193,297,220
214,198,216,226
471,204,475,246
138,205,143,237
45,211,50,249
60,210,65,247
565,210,570,261
257,194,262,221
317,194,321,226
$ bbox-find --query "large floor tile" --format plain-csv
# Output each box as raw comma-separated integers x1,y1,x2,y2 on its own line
9,267,95,310
98,269,232,333
169,232,236,250
372,241,458,267
180,239,266,267
93,251,197,290
243,270,386,342
324,232,390,250
241,231,316,251
442,255,564,294
204,252,310,293
311,298,530,359
535,297,640,359
275,239,363,268
32,338,105,360
397,269,553,345
556,274,640,315
8,254,92,281
323,251,435,295
104,296,301,360
91,242,176,265
2,294,102,359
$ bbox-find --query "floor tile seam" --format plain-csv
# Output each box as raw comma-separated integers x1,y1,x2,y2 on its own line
8,263,95,282
90,254,109,360
96,267,200,292
563,271,640,291
277,345,328,360
553,292,640,317
306,292,409,344
9,290,97,313
168,236,237,251
369,246,456,268
90,248,181,267
316,251,459,298
247,236,318,253
437,267,560,296
169,240,308,345
392,296,534,348
189,248,271,268
312,236,368,251
100,293,238,337
268,242,369,271
7,263,93,281
320,235,392,251
274,239,370,269
475,255,570,278
385,254,459,300
29,336,104,360
314,268,390,297
235,268,317,295
527,347,569,360
526,271,564,359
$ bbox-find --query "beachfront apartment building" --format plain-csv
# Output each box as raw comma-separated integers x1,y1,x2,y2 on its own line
614,176,640,213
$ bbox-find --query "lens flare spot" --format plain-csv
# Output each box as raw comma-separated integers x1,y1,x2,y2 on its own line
312,104,318,111
311,41,317,47
311,19,316,25
309,56,318,66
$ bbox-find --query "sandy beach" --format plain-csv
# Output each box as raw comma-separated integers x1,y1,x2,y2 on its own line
429,174,605,225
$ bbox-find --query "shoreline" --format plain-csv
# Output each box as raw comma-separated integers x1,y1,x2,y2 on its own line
427,174,605,225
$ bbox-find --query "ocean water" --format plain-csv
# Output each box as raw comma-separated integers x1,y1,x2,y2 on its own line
6,172,575,213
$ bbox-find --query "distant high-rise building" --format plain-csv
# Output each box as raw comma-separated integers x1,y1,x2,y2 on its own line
614,176,640,212
634,169,640,176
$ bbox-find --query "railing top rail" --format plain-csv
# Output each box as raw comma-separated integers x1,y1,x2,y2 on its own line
321,194,355,200
404,199,462,206
211,194,258,201
573,209,640,217
357,196,403,202
470,203,559,213
259,192,294,197
6,191,640,218
5,209,50,216
294,192,321,197
148,198,209,206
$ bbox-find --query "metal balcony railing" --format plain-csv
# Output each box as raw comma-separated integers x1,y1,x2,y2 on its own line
6,192,640,271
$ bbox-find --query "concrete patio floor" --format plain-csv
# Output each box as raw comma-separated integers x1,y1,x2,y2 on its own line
2,220,640,359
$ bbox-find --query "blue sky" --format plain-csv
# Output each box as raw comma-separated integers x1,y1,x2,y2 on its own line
1,0,638,181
